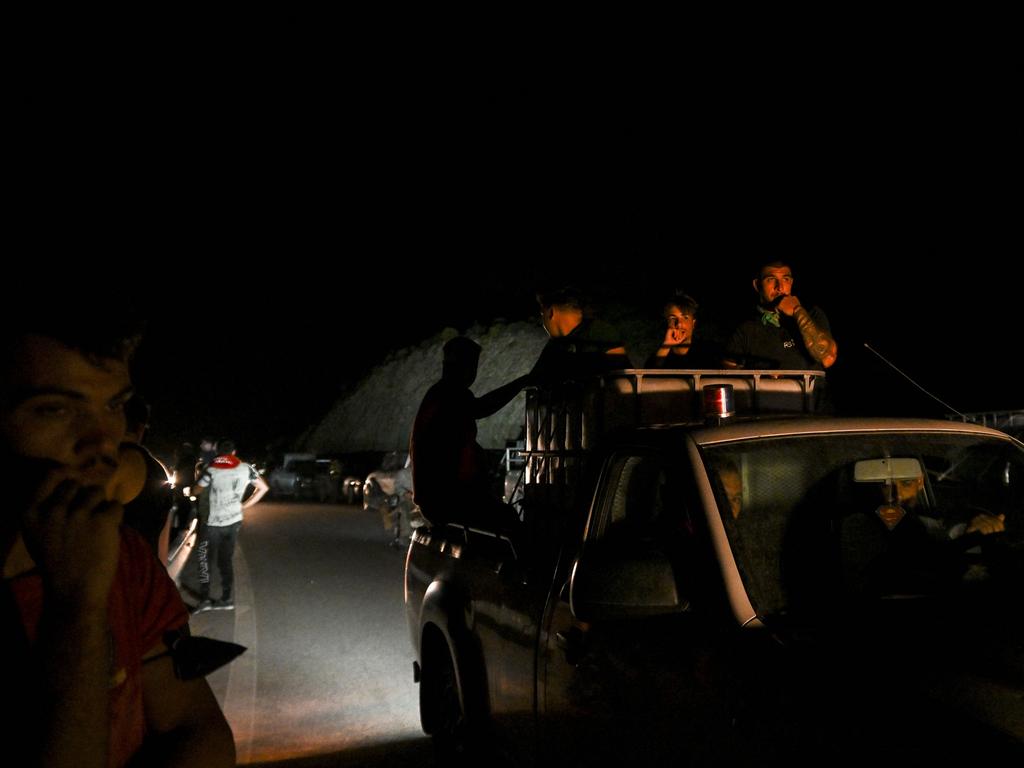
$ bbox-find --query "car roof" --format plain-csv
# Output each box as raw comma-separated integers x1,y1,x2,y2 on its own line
611,416,1013,450
698,416,1012,445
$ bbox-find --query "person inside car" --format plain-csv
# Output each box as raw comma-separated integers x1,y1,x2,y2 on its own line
841,465,1005,597
874,470,1005,537
714,459,743,519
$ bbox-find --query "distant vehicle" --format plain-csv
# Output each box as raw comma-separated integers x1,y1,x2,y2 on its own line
268,452,316,498
294,459,345,503
269,454,347,502
341,475,364,504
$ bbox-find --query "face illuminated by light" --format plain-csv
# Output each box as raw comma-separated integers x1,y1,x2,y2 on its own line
892,474,924,506
665,304,696,346
1,335,132,493
719,466,743,519
754,264,794,306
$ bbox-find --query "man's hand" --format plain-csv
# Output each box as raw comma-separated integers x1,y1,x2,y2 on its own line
21,472,125,768
966,512,1006,536
662,326,684,346
776,295,802,317
23,475,123,610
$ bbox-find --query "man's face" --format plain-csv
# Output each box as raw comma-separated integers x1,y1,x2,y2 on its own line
448,354,479,388
720,468,743,519
1,335,132,492
665,305,696,345
893,475,924,506
754,265,794,306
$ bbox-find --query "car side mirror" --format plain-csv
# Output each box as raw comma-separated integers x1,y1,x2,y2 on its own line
570,543,689,623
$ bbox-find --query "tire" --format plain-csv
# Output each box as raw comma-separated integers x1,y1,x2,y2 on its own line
421,642,475,763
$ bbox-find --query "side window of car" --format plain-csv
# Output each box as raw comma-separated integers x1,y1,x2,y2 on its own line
593,453,691,546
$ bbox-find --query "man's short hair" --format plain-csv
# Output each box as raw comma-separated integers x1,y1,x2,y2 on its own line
753,260,793,279
217,439,236,455
536,285,584,311
664,291,699,316
443,336,481,364
0,308,145,370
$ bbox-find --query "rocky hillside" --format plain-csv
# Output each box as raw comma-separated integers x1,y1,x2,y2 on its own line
304,321,550,453
303,307,664,455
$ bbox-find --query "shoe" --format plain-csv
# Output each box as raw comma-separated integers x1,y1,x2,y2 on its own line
212,598,235,611
191,599,214,615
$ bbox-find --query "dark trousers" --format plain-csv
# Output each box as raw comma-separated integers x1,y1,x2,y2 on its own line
197,521,242,600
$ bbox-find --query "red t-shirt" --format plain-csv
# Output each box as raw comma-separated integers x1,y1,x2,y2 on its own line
9,529,189,767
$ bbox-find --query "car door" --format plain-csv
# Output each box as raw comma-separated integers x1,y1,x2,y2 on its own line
443,519,556,766
538,449,745,765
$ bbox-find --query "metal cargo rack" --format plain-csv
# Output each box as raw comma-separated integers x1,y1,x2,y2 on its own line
524,370,825,488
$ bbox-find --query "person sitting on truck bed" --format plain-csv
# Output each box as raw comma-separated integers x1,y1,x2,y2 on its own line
723,260,837,370
644,291,718,369
410,336,530,531
531,285,631,384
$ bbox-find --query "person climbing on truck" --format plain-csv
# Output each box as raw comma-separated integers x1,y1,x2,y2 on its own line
410,336,530,531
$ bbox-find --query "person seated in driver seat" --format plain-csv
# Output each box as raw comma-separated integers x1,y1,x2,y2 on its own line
842,466,1006,597
880,472,1005,538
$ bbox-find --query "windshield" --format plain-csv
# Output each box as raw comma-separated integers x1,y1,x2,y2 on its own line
703,432,1024,618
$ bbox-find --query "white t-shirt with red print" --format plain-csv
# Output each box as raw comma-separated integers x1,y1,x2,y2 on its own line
197,454,260,527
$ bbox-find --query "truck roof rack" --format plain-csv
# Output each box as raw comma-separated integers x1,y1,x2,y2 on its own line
524,369,826,488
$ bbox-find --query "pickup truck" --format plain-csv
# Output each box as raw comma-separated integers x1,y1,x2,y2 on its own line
404,370,1024,765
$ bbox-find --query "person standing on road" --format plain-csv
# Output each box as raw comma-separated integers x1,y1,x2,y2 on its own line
191,439,268,614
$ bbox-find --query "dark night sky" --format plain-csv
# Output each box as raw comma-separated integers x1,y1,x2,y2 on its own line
19,63,1019,457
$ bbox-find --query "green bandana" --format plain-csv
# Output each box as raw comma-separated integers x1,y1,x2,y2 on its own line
758,307,781,327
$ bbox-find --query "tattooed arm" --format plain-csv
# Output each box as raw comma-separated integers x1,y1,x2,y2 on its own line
778,296,838,368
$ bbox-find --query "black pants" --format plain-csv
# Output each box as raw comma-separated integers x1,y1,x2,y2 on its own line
197,521,242,600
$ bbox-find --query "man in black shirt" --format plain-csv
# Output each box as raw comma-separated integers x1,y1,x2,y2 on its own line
645,292,717,368
531,286,631,383
724,261,837,370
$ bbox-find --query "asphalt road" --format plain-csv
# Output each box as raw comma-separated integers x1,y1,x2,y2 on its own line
179,500,437,767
